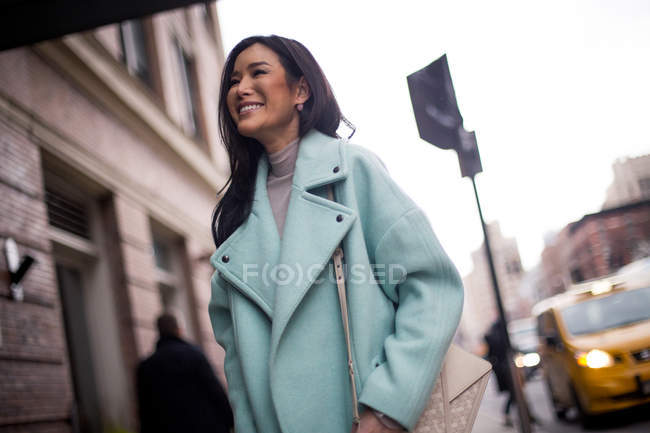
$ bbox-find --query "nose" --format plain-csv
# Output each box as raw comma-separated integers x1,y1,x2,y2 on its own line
236,75,254,98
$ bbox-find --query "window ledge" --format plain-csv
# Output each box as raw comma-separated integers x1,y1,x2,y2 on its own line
34,34,226,191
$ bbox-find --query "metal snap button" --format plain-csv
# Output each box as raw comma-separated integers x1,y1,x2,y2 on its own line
333,166,340,173
336,214,343,222
222,255,230,263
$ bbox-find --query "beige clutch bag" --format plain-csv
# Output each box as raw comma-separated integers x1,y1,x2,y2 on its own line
414,344,492,433
328,187,491,433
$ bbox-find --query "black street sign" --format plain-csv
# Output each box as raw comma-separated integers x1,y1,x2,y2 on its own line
458,129,483,178
407,54,463,150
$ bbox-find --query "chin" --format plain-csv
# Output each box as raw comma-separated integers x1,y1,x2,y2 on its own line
236,122,260,140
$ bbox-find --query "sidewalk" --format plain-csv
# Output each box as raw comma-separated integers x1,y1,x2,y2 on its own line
474,408,516,433
473,406,552,433
472,376,552,433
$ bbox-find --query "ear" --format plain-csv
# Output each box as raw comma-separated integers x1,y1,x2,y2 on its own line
294,76,311,105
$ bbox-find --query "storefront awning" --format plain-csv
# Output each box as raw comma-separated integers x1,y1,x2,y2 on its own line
1,0,207,51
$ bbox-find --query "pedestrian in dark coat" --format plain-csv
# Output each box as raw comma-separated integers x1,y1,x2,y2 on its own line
136,313,233,433
485,321,512,391
485,320,515,426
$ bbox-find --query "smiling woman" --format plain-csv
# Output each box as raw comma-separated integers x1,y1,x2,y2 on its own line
208,35,464,433
213,36,348,248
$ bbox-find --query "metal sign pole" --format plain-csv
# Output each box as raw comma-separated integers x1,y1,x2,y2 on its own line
470,176,532,433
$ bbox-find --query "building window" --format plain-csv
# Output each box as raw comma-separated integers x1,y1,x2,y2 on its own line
45,186,91,239
150,221,197,341
505,260,522,275
152,238,172,271
120,19,152,87
570,267,584,283
43,167,92,240
639,177,650,199
175,40,203,140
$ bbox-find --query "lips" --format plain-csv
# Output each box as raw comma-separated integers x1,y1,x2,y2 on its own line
239,103,264,115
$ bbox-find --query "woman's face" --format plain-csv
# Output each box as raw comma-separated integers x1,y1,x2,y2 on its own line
227,43,306,146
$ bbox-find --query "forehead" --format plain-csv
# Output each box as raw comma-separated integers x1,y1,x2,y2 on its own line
233,43,281,72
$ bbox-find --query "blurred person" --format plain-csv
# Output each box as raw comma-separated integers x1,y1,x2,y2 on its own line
209,35,464,433
485,321,516,426
484,321,537,427
136,312,233,433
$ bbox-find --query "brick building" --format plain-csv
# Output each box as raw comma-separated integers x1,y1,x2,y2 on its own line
1,3,229,432
539,199,650,300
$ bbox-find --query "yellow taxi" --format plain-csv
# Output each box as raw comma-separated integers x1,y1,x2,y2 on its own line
532,259,650,426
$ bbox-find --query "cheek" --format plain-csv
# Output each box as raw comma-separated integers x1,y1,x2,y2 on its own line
268,84,294,118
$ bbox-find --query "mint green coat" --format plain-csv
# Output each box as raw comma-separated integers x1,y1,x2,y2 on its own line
209,129,463,433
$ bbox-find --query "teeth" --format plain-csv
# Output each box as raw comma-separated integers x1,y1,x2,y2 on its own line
240,104,263,114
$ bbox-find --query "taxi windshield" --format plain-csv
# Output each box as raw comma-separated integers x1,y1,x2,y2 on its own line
560,286,650,336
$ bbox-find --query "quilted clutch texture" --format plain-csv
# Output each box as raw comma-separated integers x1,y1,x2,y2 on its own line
413,344,492,433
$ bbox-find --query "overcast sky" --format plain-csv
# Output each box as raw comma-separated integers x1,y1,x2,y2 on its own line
216,0,650,277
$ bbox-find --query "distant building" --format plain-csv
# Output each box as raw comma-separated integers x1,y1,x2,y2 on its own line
603,154,650,209
0,3,228,432
515,263,544,305
459,222,527,354
539,226,573,300
539,199,650,300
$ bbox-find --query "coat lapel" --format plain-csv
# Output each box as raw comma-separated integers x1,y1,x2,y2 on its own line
210,154,281,318
269,130,356,365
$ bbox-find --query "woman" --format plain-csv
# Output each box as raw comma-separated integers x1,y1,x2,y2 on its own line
209,35,463,433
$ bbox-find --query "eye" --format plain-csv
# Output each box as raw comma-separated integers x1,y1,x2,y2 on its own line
253,69,267,77
229,78,240,87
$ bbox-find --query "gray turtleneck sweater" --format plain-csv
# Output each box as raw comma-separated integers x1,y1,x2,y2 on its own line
266,138,300,238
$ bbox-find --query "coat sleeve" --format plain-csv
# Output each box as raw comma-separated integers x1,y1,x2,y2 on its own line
356,188,464,430
209,270,257,433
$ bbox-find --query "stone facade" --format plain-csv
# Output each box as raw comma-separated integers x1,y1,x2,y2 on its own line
458,222,527,354
603,154,650,209
0,3,228,432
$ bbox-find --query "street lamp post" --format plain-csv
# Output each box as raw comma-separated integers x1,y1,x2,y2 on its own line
470,174,532,433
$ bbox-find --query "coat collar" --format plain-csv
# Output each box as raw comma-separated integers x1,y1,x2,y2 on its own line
291,129,348,190
210,129,356,357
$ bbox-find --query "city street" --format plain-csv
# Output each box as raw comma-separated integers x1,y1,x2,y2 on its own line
474,375,650,433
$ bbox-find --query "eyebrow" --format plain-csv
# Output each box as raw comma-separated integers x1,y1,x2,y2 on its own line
248,61,271,69
231,61,271,77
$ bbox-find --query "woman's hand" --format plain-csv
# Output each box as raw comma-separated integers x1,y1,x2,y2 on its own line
350,411,403,433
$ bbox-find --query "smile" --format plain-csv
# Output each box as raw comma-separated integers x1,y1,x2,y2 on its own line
239,104,264,115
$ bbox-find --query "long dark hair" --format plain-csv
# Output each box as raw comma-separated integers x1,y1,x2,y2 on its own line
211,35,353,249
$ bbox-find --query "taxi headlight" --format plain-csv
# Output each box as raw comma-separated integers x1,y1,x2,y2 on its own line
514,352,541,368
575,349,615,368
522,352,541,367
